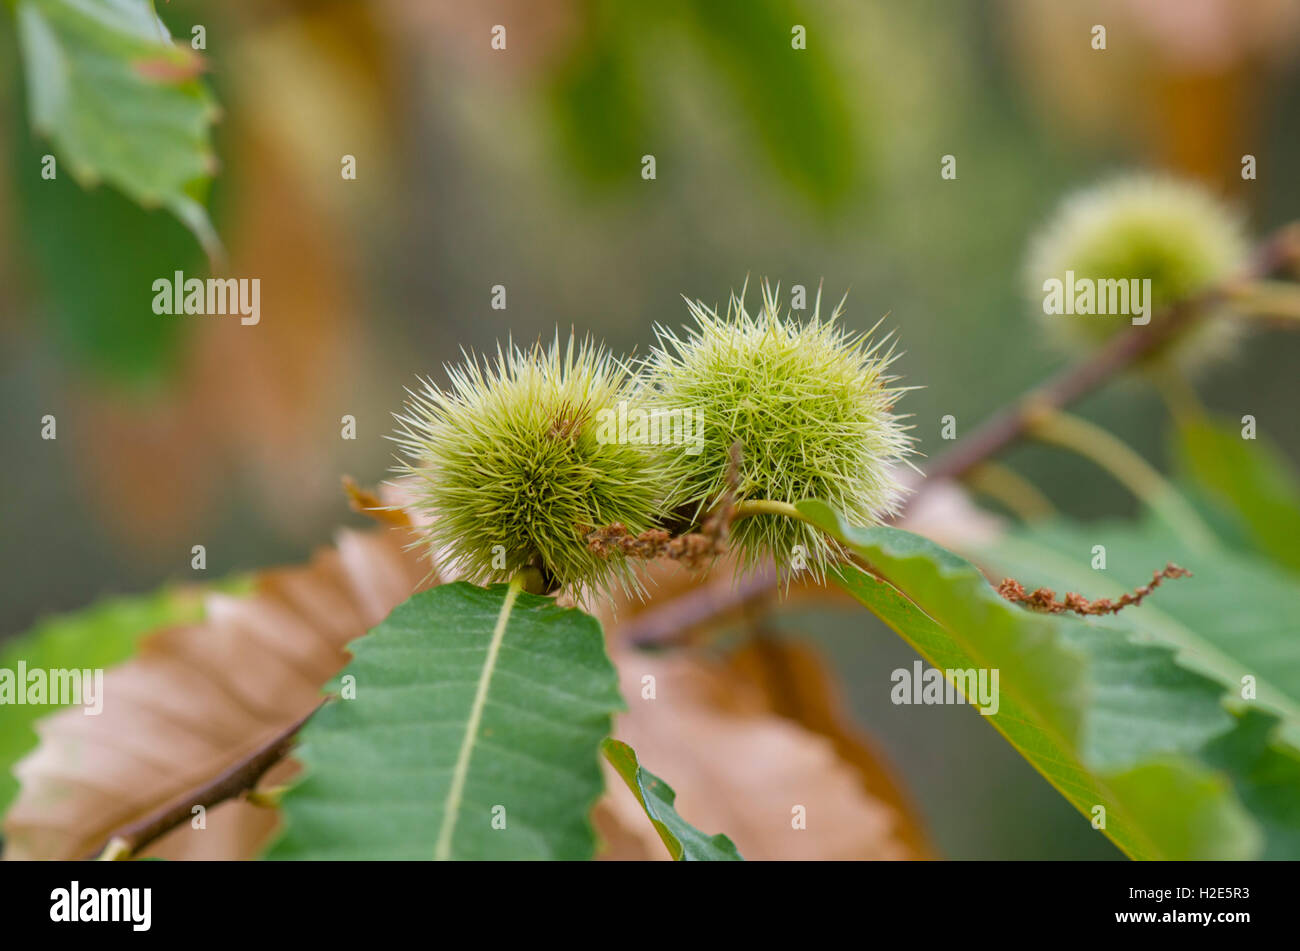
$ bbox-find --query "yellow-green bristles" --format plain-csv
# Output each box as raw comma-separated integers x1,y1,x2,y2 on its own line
643,282,914,581
393,334,663,598
1024,173,1250,370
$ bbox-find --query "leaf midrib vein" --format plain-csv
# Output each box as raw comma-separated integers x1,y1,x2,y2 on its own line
432,578,523,861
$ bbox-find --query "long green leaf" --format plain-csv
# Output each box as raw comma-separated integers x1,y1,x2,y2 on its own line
976,516,1300,749
1173,417,1300,574
798,500,1266,860
268,581,625,860
601,739,743,861
971,513,1300,860
1202,710,1300,860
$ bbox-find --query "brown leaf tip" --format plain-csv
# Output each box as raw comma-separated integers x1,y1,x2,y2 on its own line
342,476,412,528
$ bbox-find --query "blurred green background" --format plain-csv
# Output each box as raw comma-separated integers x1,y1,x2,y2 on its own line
2,0,1298,858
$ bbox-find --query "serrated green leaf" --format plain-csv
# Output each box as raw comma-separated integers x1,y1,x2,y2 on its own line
10,112,206,382
798,500,1266,860
268,582,625,860
975,516,1300,749
601,738,743,861
1202,710,1300,860
15,0,221,257
969,513,1300,859
1099,758,1261,861
1173,417,1300,574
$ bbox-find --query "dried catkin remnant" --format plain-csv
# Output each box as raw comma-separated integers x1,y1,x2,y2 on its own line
998,563,1192,616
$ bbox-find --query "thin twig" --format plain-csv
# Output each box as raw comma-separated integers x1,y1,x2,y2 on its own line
72,232,1298,850
963,461,1057,521
624,225,1299,648
920,225,1297,487
620,564,781,647
1025,406,1217,551
85,699,327,860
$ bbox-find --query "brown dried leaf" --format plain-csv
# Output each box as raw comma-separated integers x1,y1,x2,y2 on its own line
722,636,934,858
589,558,920,860
7,510,923,862
598,646,911,861
2,523,430,860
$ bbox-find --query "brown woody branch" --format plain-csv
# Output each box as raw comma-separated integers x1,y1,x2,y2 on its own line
83,229,1299,851
921,225,1298,486
85,700,326,860
625,224,1300,648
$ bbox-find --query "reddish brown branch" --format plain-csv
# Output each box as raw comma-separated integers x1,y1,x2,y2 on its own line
917,226,1298,489
84,699,326,860
997,563,1191,616
623,225,1299,648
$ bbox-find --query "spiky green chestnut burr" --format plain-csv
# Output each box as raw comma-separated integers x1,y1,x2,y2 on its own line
1024,173,1250,369
644,283,912,580
394,335,661,596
